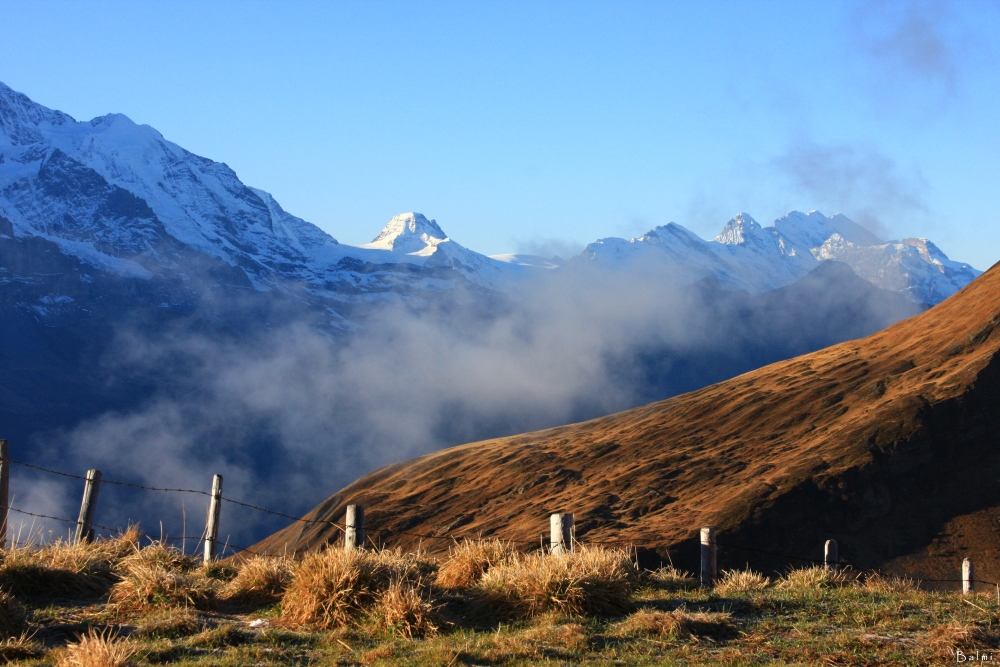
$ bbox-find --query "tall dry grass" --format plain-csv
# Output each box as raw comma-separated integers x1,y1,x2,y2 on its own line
645,565,696,591
280,547,435,631
56,628,138,667
109,542,218,611
436,539,518,589
220,555,294,606
478,546,638,617
0,631,43,663
777,566,857,593
861,572,919,593
0,527,140,598
376,579,438,638
714,568,770,595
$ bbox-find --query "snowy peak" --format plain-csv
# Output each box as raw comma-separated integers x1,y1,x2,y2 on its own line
0,82,74,145
365,213,449,254
714,212,761,245
773,210,884,250
582,209,980,305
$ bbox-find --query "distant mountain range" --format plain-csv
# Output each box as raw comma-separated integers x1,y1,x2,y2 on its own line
0,81,988,545
0,81,981,313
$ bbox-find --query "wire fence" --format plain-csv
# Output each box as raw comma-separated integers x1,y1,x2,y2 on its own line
1,454,996,588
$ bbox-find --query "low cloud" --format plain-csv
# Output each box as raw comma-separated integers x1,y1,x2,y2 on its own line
512,237,586,261
772,139,928,240
855,0,959,92
23,254,917,550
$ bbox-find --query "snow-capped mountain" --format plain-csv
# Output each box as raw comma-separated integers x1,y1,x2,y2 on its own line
0,81,515,297
0,80,982,312
582,210,979,305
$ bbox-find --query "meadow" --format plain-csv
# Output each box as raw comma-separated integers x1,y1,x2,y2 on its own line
0,530,994,666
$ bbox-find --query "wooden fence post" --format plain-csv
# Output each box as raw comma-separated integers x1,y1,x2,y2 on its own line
0,440,8,550
824,539,838,571
550,512,574,556
74,469,102,545
963,558,975,595
345,504,365,551
203,474,223,564
700,527,717,587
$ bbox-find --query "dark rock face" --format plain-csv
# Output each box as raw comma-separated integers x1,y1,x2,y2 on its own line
31,149,175,258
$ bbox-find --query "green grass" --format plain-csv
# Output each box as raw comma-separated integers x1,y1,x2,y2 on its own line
2,538,998,665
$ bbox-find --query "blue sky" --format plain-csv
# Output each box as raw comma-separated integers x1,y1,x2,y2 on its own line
2,1,998,268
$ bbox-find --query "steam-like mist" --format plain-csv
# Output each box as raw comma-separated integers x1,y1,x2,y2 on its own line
773,140,928,240
11,258,918,549
855,0,959,92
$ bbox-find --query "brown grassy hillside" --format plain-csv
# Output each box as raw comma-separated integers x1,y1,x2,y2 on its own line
255,262,1000,583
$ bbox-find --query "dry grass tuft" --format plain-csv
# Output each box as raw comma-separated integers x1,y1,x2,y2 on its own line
109,543,217,611
478,546,637,617
617,608,733,640
777,566,857,592
861,572,918,593
645,565,696,591
93,526,142,563
715,568,770,595
110,564,217,611
117,541,192,574
56,628,138,667
281,548,434,630
376,580,438,638
435,539,518,589
0,535,129,598
0,528,163,601
922,623,998,660
0,631,43,662
220,555,293,606
617,609,692,639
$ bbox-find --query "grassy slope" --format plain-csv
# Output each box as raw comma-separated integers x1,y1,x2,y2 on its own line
255,262,1000,582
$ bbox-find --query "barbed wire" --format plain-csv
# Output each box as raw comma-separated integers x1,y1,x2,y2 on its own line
218,496,344,531
3,505,121,535
4,456,349,534
4,456,1000,588
5,457,212,495
5,458,89,481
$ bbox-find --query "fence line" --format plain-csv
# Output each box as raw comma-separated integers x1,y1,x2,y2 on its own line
3,456,345,532
4,454,1000,591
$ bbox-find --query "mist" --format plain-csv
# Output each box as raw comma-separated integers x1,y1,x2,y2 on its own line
772,139,928,240
11,258,919,549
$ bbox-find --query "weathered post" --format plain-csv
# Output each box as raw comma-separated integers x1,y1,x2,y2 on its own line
0,440,8,549
824,539,838,571
550,513,574,555
75,469,102,545
963,558,975,595
345,504,365,551
700,527,717,587
203,474,223,564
